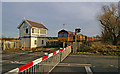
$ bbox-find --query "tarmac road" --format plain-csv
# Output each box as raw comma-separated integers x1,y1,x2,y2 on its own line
2,50,119,74
2,50,45,73
2,48,58,73
51,54,118,74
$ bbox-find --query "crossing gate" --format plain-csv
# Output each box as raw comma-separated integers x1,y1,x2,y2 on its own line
5,46,71,74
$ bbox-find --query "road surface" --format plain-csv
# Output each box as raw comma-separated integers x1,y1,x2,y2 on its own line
51,54,118,74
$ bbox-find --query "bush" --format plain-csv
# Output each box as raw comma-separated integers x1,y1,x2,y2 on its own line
77,41,119,56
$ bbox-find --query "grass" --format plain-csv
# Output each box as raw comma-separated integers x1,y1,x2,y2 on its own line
76,41,120,56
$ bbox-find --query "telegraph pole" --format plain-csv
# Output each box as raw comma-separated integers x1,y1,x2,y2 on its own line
63,24,65,48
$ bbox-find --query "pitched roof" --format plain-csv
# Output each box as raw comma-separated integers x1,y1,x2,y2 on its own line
18,19,48,30
26,19,48,30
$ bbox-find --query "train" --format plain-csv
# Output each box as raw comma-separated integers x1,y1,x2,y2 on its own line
58,29,100,42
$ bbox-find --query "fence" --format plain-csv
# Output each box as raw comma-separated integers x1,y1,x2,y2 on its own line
1,40,19,50
5,46,71,74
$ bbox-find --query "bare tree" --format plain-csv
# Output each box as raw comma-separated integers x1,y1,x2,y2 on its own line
98,3,120,45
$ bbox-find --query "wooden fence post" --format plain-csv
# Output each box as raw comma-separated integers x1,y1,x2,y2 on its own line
2,40,5,50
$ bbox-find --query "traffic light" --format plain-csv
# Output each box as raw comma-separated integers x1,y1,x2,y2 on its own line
75,28,81,33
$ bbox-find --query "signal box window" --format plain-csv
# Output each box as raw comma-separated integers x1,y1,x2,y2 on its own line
42,40,44,44
34,40,37,45
26,28,28,34
32,28,34,33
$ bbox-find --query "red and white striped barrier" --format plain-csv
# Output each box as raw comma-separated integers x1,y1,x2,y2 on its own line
5,46,71,73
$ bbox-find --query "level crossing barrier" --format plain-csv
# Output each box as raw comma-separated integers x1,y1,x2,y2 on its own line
5,46,71,74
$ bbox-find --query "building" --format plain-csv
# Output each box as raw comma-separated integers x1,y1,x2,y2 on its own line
18,18,48,48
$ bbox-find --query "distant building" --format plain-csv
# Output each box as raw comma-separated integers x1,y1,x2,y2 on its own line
18,18,48,48
0,38,19,50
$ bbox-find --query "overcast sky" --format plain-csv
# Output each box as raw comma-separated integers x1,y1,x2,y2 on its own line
2,2,117,37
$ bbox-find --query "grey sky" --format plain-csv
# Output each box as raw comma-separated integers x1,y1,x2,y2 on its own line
2,2,116,37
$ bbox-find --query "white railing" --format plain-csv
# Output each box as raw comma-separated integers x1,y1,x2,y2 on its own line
5,46,71,74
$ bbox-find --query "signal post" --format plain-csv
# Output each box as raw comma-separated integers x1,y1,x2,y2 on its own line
73,28,81,53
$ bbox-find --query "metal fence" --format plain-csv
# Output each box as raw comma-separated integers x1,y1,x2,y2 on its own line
5,46,71,74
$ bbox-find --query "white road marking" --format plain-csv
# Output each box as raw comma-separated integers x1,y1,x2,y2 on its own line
57,63,91,67
85,66,93,74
